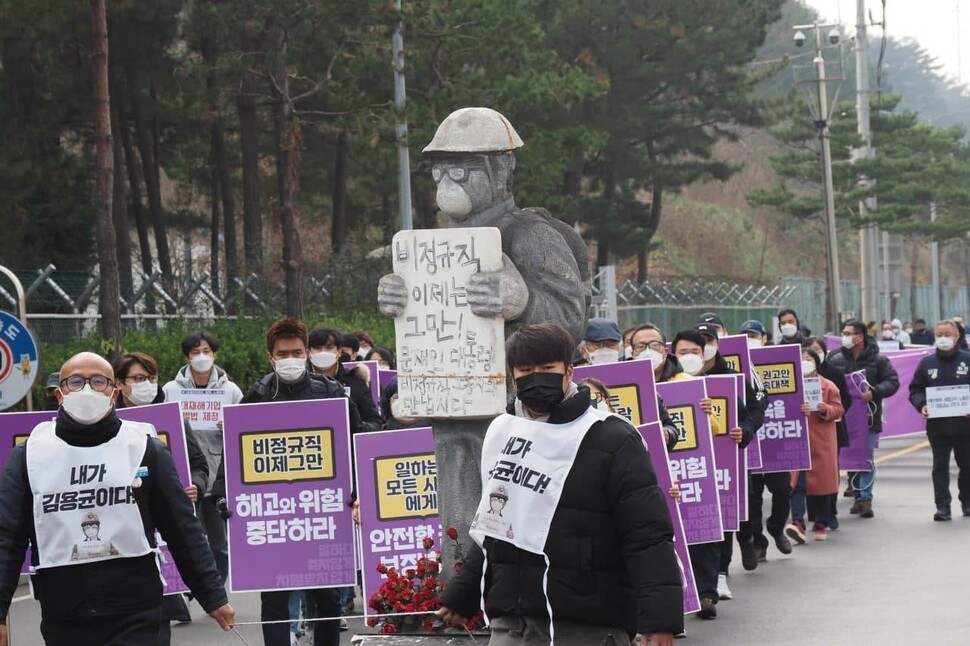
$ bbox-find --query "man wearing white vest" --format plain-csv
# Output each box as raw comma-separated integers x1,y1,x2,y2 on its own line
438,324,683,645
0,352,233,645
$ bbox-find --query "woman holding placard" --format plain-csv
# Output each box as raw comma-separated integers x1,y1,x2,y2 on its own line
785,348,844,543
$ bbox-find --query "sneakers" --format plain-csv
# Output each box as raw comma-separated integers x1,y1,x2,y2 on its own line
739,542,758,571
812,522,828,540
340,618,349,631
934,506,952,521
717,573,732,600
698,597,717,619
785,521,807,545
772,531,793,554
843,484,854,497
675,628,687,639
849,500,863,515
859,500,874,518
755,544,768,563
829,515,840,530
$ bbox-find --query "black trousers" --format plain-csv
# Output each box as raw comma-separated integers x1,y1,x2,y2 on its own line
41,607,160,646
688,542,721,603
928,431,970,507
262,587,342,646
738,472,791,548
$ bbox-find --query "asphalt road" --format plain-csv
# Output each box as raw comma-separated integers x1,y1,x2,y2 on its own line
7,435,968,645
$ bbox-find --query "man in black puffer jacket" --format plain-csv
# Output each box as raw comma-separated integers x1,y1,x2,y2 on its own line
242,318,356,646
438,323,683,644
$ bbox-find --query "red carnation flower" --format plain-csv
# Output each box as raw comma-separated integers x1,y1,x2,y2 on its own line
376,563,387,574
424,620,435,631
382,624,397,634
428,561,440,572
446,527,459,540
454,560,464,571
366,617,377,627
422,536,435,549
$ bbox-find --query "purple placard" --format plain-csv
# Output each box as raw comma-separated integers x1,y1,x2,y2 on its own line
881,349,932,438
117,402,192,595
704,375,742,533
842,370,874,471
354,427,441,617
378,369,398,394
574,360,660,426
738,435,749,522
639,421,700,615
344,361,381,410
655,380,723,545
824,335,841,354
223,399,356,592
717,335,752,379
750,345,811,473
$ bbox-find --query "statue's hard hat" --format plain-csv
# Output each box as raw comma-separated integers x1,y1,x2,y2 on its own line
423,107,524,154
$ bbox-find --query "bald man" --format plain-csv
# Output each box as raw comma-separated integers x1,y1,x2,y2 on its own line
0,352,234,645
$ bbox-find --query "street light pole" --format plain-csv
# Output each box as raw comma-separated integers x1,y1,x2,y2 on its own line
855,0,880,326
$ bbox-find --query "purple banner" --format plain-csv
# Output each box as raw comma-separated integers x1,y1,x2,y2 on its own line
824,335,841,354
223,399,356,592
750,345,811,473
881,349,932,438
842,371,874,472
639,421,700,615
378,368,398,395
354,426,440,617
574,360,660,426
704,375,742,532
655,380,723,545
344,361,381,410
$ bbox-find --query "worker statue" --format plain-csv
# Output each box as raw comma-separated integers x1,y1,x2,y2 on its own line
378,107,589,567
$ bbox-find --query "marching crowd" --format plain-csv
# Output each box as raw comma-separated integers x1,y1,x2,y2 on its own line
0,307,967,645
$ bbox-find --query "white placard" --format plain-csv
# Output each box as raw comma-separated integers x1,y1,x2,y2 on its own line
175,388,228,430
803,377,823,411
926,385,970,419
878,340,900,353
392,227,506,418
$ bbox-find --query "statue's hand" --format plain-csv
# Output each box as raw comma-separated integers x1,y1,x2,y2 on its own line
378,273,409,318
467,255,528,320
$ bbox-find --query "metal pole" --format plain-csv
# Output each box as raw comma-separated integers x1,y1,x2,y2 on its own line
392,0,413,231
815,30,843,333
0,265,33,411
931,202,941,322
855,0,880,325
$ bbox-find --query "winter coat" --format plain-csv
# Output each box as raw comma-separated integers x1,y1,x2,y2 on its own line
0,411,226,623
908,348,970,437
826,337,900,432
439,387,684,636
791,375,843,495
162,365,243,496
336,364,383,433
909,329,934,346
818,358,852,449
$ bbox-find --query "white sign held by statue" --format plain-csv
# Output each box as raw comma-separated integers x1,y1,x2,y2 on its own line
391,227,506,418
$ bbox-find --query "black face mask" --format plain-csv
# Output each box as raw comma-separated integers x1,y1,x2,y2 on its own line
340,352,353,363
515,372,566,414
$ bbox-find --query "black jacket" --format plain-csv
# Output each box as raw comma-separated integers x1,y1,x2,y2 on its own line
116,386,209,494
242,372,361,428
705,354,765,449
827,337,900,432
336,364,383,433
0,411,226,622
818,357,853,448
909,349,970,436
439,388,683,636
909,329,934,346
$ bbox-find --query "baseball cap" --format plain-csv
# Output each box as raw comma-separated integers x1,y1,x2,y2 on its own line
46,372,60,390
694,323,719,340
697,312,724,329
584,318,622,343
740,320,767,335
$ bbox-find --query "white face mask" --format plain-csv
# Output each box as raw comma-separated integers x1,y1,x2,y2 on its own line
274,357,307,383
780,323,798,338
801,360,817,376
624,346,633,360
588,347,620,365
882,330,895,340
746,336,763,348
127,381,157,406
841,335,856,349
309,351,338,370
436,177,472,219
637,348,665,368
904,327,914,334
678,353,704,376
190,353,214,374
936,336,955,352
703,344,718,362
61,385,113,425
358,345,371,359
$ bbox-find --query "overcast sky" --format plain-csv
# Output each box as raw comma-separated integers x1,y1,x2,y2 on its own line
803,0,967,87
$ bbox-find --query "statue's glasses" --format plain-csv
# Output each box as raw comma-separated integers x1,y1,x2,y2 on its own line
59,375,114,393
431,165,468,184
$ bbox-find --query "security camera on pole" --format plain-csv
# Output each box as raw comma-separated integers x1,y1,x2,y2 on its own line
792,22,846,334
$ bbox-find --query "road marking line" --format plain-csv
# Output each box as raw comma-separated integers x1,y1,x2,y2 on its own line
875,439,930,465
